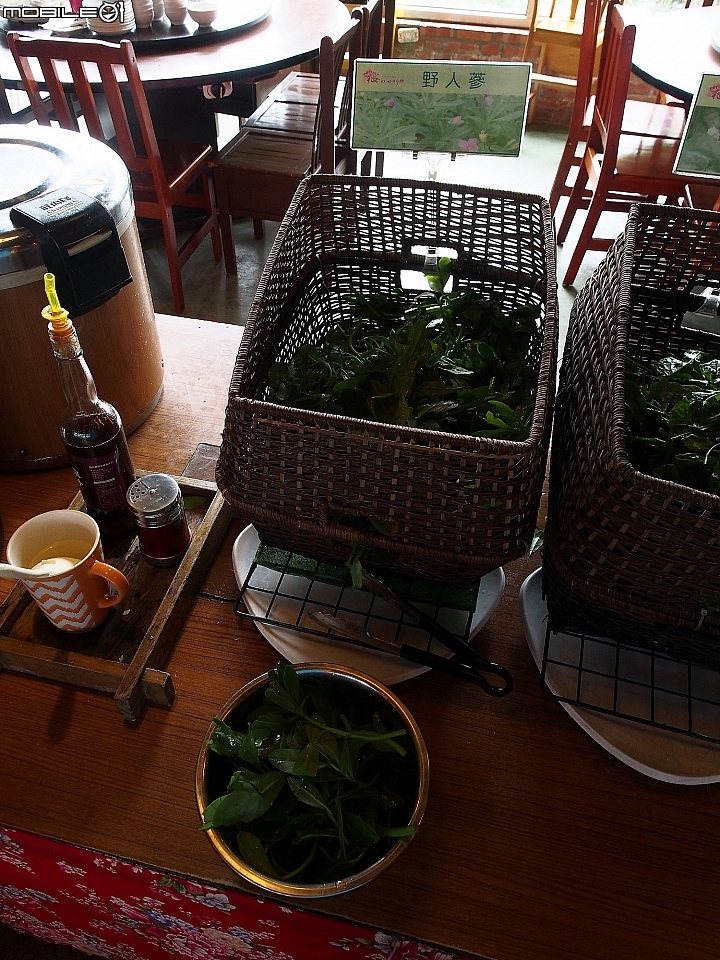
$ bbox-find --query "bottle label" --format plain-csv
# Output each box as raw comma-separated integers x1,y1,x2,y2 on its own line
68,452,129,511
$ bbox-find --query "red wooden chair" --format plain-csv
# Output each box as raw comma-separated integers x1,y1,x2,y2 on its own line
212,18,361,274
242,0,385,145
7,33,221,315
557,2,716,285
548,0,686,216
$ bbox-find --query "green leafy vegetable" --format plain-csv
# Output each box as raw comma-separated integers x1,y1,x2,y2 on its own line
202,663,419,884
182,496,207,510
266,284,543,441
625,350,720,496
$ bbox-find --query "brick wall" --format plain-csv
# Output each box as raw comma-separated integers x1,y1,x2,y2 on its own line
391,19,660,130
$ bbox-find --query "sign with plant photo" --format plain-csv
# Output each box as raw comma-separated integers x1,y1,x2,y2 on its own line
350,59,531,156
673,73,720,179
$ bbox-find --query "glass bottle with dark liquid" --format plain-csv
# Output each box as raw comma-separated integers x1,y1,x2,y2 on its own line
43,273,136,535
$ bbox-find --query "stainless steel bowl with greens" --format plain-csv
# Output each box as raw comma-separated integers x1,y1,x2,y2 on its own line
195,663,429,898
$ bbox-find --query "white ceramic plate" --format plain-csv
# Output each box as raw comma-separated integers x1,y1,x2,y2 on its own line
520,568,720,784
232,524,505,685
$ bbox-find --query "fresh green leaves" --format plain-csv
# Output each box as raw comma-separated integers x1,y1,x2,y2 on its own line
266,287,542,441
625,350,720,496
202,665,419,884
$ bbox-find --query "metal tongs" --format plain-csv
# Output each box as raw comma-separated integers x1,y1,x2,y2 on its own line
311,570,513,697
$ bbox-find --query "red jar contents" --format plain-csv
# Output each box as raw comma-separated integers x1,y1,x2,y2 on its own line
126,474,191,566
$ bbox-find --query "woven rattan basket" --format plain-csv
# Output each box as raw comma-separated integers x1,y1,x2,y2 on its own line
544,203,720,666
217,175,558,584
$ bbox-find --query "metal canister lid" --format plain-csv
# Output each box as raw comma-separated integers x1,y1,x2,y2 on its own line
127,474,184,529
0,124,133,282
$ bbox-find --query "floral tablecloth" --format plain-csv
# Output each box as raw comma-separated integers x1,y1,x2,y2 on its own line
0,825,475,960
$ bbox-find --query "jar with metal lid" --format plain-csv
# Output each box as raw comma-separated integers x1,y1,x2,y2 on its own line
126,474,191,566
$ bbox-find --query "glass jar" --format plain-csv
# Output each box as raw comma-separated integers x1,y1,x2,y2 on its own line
126,474,191,566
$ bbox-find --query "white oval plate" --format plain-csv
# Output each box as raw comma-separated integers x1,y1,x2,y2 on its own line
232,524,505,686
520,568,720,784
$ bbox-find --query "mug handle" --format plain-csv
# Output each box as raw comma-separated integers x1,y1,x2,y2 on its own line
89,561,130,608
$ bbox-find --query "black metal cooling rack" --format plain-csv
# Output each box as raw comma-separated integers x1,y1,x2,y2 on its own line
541,622,720,745
234,546,478,655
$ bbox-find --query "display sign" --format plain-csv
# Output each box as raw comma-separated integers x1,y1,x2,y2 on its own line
673,73,720,179
350,59,531,157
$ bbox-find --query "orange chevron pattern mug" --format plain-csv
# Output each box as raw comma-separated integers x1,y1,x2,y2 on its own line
6,510,129,632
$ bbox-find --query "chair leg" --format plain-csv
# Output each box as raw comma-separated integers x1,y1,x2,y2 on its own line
214,170,238,276
203,170,222,263
253,219,264,240
159,209,185,314
549,132,585,215
557,154,590,245
562,186,606,286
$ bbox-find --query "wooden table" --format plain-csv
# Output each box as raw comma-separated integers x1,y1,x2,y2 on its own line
0,0,351,142
2,315,720,960
0,0,351,89
629,4,720,103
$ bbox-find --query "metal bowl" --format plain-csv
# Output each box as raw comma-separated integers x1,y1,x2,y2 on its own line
196,663,429,898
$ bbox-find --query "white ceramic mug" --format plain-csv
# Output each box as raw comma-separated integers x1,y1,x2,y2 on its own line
6,510,129,632
132,0,154,28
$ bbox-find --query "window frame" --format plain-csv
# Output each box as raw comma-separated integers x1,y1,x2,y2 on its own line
395,0,536,31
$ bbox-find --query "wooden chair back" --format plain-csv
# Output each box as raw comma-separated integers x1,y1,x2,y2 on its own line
7,32,220,314
363,0,385,59
381,0,396,58
8,35,168,201
588,0,633,171
565,0,605,130
213,16,361,265
335,8,364,170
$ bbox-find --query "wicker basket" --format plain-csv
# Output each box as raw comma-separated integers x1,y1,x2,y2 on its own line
217,175,558,584
544,203,720,665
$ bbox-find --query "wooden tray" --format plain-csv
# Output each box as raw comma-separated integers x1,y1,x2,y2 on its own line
0,473,231,721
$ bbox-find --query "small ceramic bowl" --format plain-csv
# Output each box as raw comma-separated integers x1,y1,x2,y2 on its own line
187,1,219,25
196,663,429,898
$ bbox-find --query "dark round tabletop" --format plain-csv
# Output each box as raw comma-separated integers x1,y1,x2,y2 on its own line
0,0,352,89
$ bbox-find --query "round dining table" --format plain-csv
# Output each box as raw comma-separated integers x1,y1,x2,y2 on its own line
0,0,351,144
0,0,351,89
629,4,720,104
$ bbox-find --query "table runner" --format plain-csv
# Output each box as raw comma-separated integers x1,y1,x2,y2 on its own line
0,825,475,960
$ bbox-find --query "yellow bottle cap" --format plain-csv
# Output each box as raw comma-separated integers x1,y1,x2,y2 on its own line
42,272,72,338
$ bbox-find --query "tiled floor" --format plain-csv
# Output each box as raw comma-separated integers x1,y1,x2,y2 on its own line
143,122,623,343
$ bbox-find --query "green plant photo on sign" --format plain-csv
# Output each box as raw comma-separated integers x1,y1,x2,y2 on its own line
673,73,720,179
350,59,531,156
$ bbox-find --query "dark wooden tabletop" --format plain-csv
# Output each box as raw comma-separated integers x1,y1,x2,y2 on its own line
629,4,720,103
0,0,351,89
2,315,720,960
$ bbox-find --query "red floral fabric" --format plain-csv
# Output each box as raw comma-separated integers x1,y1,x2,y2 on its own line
0,825,473,959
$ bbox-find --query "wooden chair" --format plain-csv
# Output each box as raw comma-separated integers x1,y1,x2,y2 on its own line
7,33,221,315
242,0,382,143
549,0,686,215
212,19,361,274
557,2,715,285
